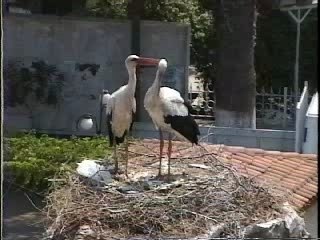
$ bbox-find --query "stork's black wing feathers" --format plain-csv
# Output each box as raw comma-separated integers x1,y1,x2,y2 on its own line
115,131,127,145
106,112,114,147
164,101,200,144
164,114,200,144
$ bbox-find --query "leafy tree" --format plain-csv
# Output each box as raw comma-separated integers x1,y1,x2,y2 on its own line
142,0,216,82
87,0,127,19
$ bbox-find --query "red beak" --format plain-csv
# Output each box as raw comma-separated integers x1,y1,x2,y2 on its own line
137,57,160,67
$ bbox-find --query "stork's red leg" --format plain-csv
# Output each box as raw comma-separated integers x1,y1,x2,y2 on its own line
159,129,164,176
125,137,129,177
167,133,172,181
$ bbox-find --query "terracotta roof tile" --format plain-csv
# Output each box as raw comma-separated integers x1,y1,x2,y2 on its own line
300,153,318,159
246,168,261,176
209,144,318,210
269,165,298,177
291,168,315,175
295,188,315,199
137,140,317,210
250,160,271,170
304,183,318,193
268,168,290,177
300,161,317,169
265,171,284,179
224,146,246,153
291,198,306,209
253,155,274,163
281,179,303,188
246,164,265,173
293,193,311,203
296,165,316,172
263,155,281,162
235,152,254,159
280,152,302,157
280,159,301,168
232,155,253,164
263,174,282,183
244,148,266,155
265,150,282,156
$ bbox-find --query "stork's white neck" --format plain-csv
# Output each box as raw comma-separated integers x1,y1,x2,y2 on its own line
127,67,137,95
150,68,165,96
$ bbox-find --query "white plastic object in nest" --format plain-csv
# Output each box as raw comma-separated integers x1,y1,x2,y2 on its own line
76,160,112,184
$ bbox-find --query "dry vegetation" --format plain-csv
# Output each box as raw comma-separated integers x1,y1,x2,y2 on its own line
44,140,286,240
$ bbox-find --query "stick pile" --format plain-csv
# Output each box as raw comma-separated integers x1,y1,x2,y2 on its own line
44,147,285,240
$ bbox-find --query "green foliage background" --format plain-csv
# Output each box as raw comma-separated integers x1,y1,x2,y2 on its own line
5,133,111,192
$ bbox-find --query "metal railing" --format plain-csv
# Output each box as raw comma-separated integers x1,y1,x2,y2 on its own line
188,83,309,130
188,83,215,120
256,87,298,130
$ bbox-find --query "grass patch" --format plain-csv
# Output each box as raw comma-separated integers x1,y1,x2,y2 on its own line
5,132,112,192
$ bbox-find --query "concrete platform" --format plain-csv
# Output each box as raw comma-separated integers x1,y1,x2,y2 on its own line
3,183,46,240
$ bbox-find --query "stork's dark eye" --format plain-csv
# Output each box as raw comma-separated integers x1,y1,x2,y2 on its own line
131,58,138,62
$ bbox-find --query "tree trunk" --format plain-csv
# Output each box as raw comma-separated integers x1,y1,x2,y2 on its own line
214,0,257,128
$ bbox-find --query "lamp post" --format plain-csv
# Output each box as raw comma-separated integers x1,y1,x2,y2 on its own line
279,0,317,107
77,89,110,134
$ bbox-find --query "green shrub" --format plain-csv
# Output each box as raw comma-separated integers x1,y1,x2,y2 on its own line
6,133,112,192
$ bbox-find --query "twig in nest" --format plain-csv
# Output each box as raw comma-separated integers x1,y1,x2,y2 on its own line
127,150,158,158
44,144,285,240
179,209,218,223
24,192,45,213
198,144,249,191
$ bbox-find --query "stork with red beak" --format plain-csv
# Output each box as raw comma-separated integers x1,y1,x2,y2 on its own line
106,55,159,175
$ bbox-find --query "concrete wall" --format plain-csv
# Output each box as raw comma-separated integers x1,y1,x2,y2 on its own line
139,21,190,121
3,14,190,133
133,122,296,152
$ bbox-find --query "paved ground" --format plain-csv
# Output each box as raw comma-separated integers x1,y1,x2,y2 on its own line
3,183,46,240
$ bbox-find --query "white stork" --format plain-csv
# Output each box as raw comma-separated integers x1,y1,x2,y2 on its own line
144,59,200,179
106,55,159,175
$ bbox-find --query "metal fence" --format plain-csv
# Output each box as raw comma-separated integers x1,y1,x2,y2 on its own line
188,83,308,130
255,87,298,130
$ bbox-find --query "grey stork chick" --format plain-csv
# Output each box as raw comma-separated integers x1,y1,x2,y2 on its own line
106,55,159,176
144,59,200,180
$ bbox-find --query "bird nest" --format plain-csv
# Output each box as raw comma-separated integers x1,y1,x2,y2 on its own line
44,143,286,240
